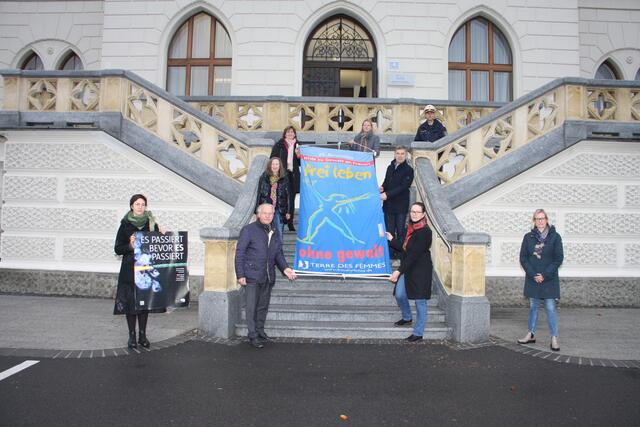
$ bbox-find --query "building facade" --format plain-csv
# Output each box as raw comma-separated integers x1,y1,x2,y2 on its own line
1,0,639,106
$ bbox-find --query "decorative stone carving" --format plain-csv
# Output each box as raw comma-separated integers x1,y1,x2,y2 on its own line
199,103,225,122
565,213,640,235
482,115,514,163
625,185,640,207
459,210,541,234
70,79,100,112
1,236,56,259
63,238,117,261
3,176,57,201
237,104,263,131
527,91,559,138
495,183,617,205
215,138,250,182
500,242,616,265
328,104,355,132
171,110,203,154
125,83,158,132
64,178,199,203
27,79,57,111
153,210,226,232
544,153,640,177
289,104,317,131
366,105,393,133
625,244,640,265
5,143,140,171
2,207,119,231
586,88,617,120
435,138,468,184
631,90,640,121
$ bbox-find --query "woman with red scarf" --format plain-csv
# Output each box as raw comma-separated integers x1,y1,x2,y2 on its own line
270,126,300,231
386,202,433,342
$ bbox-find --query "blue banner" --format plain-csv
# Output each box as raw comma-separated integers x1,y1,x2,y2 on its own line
295,146,391,276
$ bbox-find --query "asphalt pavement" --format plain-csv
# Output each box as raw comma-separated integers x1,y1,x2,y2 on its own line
0,294,639,426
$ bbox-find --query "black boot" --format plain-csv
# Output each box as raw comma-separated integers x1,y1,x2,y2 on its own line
138,331,150,348
128,331,137,349
288,221,296,232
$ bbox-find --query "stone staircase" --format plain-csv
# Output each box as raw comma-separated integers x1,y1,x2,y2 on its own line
234,225,451,340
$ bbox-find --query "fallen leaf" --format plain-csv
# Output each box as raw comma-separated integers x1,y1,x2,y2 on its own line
340,414,349,420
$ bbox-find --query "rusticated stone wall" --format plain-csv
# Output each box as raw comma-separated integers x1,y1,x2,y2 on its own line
0,130,232,295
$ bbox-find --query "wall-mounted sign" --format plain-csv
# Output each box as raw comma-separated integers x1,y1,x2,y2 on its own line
388,73,416,86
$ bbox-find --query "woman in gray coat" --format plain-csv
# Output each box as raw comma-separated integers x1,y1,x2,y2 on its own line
348,119,380,157
517,209,564,351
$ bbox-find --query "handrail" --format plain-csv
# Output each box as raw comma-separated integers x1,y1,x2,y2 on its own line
0,69,257,183
413,77,640,186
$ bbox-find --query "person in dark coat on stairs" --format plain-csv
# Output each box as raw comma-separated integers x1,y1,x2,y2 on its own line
414,104,447,142
380,146,414,259
114,194,167,349
256,157,290,238
387,202,433,342
270,126,300,232
517,209,564,351
236,203,297,348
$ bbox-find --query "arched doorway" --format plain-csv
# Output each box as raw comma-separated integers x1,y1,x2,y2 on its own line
303,15,377,97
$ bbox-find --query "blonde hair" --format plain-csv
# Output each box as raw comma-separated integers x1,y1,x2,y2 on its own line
532,209,548,222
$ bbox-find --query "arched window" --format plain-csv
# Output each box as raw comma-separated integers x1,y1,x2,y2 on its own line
595,60,620,80
303,15,377,97
21,51,44,70
166,12,232,96
59,51,84,70
448,17,513,102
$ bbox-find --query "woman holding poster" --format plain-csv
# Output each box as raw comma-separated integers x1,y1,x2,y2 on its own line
386,202,433,342
114,194,166,349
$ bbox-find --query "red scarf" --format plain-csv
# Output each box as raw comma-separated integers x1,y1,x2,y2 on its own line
403,217,427,251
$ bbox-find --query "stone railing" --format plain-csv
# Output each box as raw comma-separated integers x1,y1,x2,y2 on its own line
185,95,502,135
0,70,259,183
417,78,640,186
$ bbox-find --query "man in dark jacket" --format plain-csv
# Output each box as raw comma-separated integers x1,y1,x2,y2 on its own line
235,203,296,348
380,146,414,259
415,104,447,142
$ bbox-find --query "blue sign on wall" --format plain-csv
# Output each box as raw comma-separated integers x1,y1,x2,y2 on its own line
295,146,391,276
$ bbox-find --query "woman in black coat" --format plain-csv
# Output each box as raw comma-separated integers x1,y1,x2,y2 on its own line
256,157,290,237
387,202,433,342
270,126,300,231
114,194,166,349
517,209,564,351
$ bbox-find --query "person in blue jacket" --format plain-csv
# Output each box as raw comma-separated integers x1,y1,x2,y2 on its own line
235,203,296,348
517,209,564,351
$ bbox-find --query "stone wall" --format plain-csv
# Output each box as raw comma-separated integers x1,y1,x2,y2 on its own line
454,139,640,304
0,130,231,280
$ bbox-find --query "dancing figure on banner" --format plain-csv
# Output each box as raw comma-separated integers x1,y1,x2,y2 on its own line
298,176,371,245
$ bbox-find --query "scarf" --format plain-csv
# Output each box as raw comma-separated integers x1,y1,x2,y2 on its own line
403,217,428,251
532,226,549,259
359,132,369,152
285,139,296,171
269,175,279,207
125,210,156,231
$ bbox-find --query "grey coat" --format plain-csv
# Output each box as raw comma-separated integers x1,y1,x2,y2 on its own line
519,226,564,299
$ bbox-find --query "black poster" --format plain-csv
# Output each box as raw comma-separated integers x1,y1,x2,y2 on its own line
133,231,189,310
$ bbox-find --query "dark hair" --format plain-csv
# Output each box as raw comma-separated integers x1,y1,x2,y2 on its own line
411,202,426,213
265,157,286,179
282,125,297,140
129,194,147,210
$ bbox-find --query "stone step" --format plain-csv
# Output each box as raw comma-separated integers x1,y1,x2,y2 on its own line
269,289,439,307
275,277,395,292
240,304,446,323
235,320,450,340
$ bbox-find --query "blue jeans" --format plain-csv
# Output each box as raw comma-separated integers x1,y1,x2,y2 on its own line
272,214,285,239
395,275,428,337
527,298,558,337
385,212,407,259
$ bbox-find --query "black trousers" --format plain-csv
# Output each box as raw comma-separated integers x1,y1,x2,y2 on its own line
244,282,273,339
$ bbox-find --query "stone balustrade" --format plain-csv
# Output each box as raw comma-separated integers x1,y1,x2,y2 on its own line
1,70,255,183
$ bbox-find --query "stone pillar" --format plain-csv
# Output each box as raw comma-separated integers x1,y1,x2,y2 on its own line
446,232,491,343
199,227,242,338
